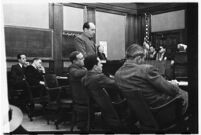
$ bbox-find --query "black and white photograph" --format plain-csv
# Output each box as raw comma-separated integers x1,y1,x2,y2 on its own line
0,0,198,134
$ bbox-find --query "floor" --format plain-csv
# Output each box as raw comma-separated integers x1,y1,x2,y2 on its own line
21,113,77,132
19,103,80,133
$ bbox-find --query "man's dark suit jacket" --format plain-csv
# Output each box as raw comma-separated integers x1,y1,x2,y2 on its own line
10,64,26,85
115,60,187,109
82,71,119,100
69,63,87,105
98,52,107,61
25,65,44,86
74,32,97,57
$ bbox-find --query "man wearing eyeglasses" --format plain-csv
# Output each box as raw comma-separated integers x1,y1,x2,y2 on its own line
68,51,88,131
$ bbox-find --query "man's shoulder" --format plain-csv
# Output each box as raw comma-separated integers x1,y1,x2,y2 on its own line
11,64,20,70
85,72,103,79
26,65,34,70
69,64,81,70
75,33,85,40
11,64,19,68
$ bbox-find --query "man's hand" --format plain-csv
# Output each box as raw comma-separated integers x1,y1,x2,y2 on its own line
38,66,45,73
168,79,179,86
23,62,30,67
39,81,45,85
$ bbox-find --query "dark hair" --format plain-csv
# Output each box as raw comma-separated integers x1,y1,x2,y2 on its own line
17,53,26,60
83,22,91,30
84,55,98,70
126,44,145,59
69,51,81,63
32,57,41,62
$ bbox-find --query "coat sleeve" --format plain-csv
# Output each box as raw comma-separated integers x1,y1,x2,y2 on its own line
25,66,40,85
74,36,87,57
97,74,118,90
146,65,180,96
10,66,18,82
69,67,87,78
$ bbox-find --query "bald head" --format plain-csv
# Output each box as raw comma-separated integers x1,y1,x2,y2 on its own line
83,22,96,38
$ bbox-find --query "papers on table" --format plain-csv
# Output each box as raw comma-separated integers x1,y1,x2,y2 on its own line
178,81,188,86
56,76,68,79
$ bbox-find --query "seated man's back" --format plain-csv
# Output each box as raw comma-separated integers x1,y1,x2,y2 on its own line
115,44,188,112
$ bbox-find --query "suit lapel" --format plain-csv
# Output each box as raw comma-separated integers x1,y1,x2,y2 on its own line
17,64,25,73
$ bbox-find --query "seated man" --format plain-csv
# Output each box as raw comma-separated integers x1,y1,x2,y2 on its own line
10,53,31,103
82,55,126,129
82,55,124,108
25,58,47,99
97,45,107,61
68,51,87,131
69,51,88,105
115,44,188,114
82,55,123,103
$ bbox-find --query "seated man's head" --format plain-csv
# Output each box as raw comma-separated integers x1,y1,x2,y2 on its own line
98,45,104,53
84,55,102,73
126,44,145,64
69,51,84,67
150,46,155,52
159,46,166,53
17,53,27,65
32,58,42,69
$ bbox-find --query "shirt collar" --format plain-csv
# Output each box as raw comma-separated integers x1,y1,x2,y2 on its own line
18,63,23,68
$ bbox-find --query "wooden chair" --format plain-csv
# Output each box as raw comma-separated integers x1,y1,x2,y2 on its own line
7,71,49,121
26,84,50,121
43,74,62,124
7,71,27,109
86,88,124,132
43,74,73,129
123,90,188,133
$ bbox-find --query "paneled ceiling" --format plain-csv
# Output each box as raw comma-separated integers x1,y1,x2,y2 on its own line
72,3,187,14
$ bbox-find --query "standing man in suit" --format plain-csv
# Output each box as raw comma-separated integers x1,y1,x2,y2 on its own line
74,22,97,57
25,58,47,98
115,44,188,113
10,53,31,103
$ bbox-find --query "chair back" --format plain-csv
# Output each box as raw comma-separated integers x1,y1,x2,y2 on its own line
86,87,121,127
123,90,159,130
44,74,59,88
151,97,183,129
124,90,184,131
43,74,61,102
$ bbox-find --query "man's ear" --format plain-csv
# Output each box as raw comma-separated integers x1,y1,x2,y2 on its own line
93,65,97,70
135,56,143,64
73,59,77,64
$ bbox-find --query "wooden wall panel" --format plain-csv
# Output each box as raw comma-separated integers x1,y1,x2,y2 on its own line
125,14,145,49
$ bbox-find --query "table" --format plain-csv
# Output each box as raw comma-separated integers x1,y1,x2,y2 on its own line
178,81,188,91
56,76,69,86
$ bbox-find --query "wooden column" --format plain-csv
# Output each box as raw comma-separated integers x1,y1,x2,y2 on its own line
52,4,63,75
48,3,55,73
87,7,96,42
87,7,96,24
125,14,142,49
186,3,198,133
